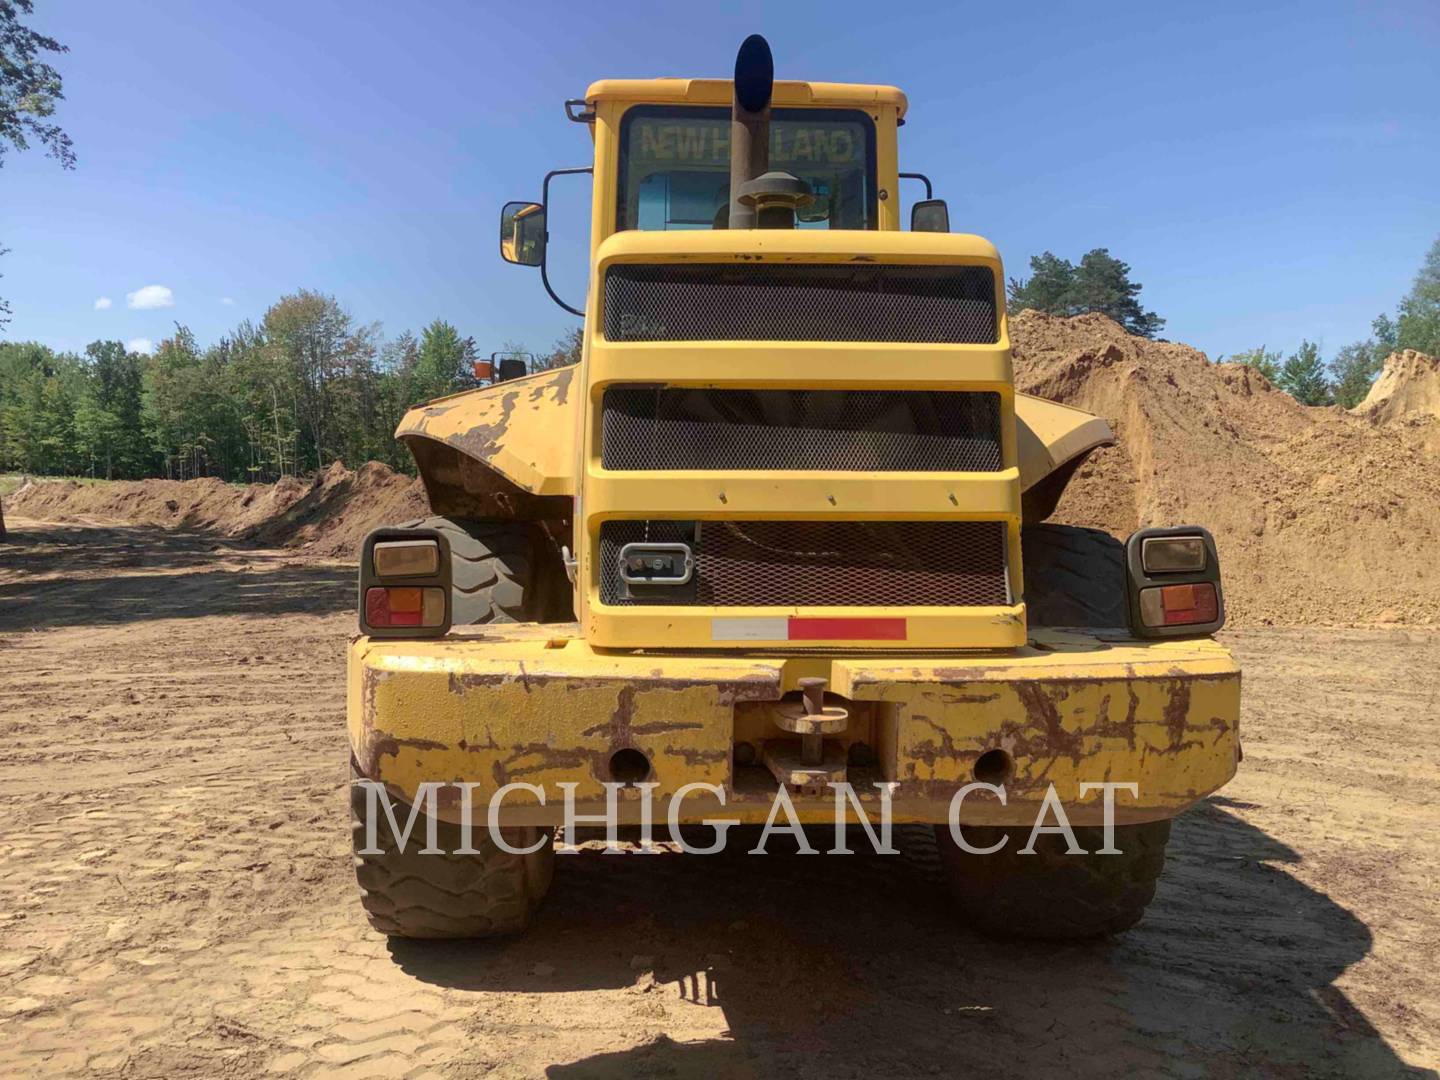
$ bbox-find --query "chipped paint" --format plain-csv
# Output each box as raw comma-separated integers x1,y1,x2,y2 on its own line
395,366,576,497
347,627,1239,826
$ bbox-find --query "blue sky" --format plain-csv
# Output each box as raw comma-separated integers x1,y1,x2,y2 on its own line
3,0,1437,362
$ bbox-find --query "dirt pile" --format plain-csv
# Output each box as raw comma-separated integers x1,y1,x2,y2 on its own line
6,461,426,560
10,318,1440,626
1011,311,1440,626
1352,349,1440,453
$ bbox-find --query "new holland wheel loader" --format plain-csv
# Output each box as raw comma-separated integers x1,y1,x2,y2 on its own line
347,37,1240,940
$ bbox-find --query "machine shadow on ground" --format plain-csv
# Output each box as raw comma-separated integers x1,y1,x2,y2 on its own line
387,806,1435,1079
0,522,353,630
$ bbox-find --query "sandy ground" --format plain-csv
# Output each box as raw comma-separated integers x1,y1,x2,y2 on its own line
1,519,1437,1079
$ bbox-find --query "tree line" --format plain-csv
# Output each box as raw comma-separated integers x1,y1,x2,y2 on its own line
1009,236,1440,409
0,290,580,482
1221,237,1440,407
1008,248,1166,338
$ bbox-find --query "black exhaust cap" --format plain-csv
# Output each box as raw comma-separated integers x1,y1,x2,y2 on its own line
728,35,775,230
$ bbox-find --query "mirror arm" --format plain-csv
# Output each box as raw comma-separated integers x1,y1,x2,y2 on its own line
899,172,934,200
541,166,593,318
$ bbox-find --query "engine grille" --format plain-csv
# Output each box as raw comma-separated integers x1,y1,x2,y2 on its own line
599,520,1010,608
601,387,1003,473
603,263,997,343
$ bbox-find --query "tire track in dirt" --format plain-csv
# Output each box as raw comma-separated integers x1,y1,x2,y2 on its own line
1,521,1436,1077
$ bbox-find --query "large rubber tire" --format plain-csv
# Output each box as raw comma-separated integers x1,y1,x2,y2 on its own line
395,515,543,624
934,820,1171,939
350,761,555,938
1021,522,1128,629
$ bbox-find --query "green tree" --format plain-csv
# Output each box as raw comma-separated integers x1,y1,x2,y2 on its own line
83,340,149,476
1226,346,1283,384
1396,236,1440,357
1330,340,1384,408
262,290,375,473
73,391,122,477
142,326,203,477
412,319,474,402
1277,340,1332,406
0,340,84,472
2,0,75,325
1070,249,1165,337
1007,248,1164,337
1007,252,1075,316
537,326,583,370
1372,312,1398,356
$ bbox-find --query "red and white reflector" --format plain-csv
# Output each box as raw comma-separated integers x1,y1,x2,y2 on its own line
1138,582,1218,628
365,586,446,629
711,616,907,642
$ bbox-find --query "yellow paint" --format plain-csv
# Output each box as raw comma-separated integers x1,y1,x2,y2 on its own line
361,75,1239,829
350,627,1239,827
1015,393,1114,492
396,366,575,497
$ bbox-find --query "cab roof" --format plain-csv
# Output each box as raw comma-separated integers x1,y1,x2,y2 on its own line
583,79,908,118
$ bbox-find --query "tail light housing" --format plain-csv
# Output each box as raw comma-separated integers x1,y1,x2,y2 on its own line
359,528,452,638
1125,526,1225,638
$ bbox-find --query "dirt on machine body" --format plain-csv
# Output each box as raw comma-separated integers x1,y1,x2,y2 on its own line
339,35,1245,944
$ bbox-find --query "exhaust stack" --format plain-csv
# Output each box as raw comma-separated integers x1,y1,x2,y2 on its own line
727,35,774,230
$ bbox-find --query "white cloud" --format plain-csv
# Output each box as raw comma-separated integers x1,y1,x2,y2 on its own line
126,338,155,355
126,284,174,310
220,296,236,306
93,296,113,310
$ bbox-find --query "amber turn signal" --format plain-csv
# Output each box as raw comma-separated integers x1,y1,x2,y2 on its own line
1139,582,1219,628
365,587,446,628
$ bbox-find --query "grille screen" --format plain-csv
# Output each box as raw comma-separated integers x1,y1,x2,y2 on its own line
599,520,1009,608
601,387,1002,473
603,264,998,343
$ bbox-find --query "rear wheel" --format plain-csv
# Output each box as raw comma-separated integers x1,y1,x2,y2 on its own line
1021,522,1127,629
395,515,568,624
350,760,554,939
933,820,1171,939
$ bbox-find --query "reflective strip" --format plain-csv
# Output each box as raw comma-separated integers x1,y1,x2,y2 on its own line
709,616,910,641
711,617,789,641
789,617,907,641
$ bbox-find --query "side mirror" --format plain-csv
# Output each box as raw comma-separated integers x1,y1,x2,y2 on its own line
911,199,950,233
500,201,545,266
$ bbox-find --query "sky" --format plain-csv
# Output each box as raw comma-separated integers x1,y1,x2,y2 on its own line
3,0,1438,363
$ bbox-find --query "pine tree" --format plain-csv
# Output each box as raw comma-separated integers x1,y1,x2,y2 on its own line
1007,249,1165,338
1007,252,1075,316
1278,341,1332,406
1070,249,1166,338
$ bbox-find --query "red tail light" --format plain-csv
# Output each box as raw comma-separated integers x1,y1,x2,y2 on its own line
359,528,452,638
1125,527,1225,638
1139,582,1219,628
364,587,445,628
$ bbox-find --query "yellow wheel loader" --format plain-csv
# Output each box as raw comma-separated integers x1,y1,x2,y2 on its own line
347,36,1239,940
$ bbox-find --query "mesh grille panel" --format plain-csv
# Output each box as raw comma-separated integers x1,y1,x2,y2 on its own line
603,264,997,343
599,520,1009,608
601,387,1002,472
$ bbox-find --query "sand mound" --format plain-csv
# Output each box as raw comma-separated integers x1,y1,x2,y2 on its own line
1011,311,1440,626
1352,349,1440,454
1356,349,1440,420
7,462,426,560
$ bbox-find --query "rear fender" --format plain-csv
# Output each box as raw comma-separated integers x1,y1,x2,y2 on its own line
398,366,577,523
1015,393,1114,521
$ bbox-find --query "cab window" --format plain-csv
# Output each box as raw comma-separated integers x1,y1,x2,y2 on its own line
616,105,877,231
